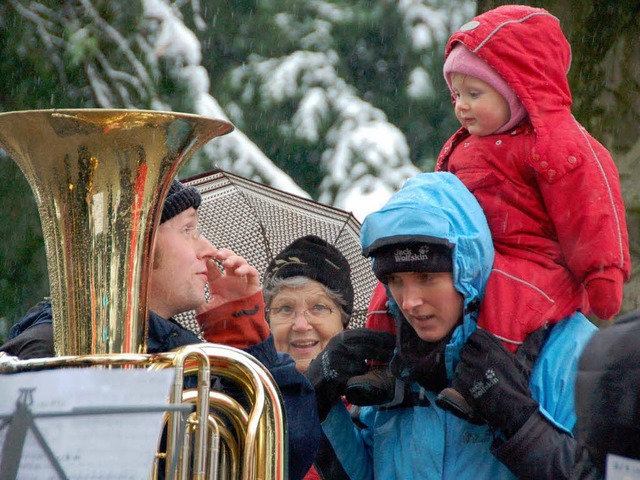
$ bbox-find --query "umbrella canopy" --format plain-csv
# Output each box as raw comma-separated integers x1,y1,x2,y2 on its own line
175,168,377,333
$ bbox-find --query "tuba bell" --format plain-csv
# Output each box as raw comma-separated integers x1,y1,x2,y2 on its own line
0,109,288,479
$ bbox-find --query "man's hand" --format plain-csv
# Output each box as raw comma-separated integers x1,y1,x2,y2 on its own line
305,329,396,420
196,248,261,314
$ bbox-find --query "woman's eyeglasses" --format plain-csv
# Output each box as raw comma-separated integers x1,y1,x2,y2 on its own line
267,305,334,324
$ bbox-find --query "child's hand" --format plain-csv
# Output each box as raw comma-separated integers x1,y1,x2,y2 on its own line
585,272,623,320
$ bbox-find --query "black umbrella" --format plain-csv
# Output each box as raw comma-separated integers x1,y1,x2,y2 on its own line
176,168,376,332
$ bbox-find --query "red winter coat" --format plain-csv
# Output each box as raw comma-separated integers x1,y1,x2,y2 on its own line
435,5,630,348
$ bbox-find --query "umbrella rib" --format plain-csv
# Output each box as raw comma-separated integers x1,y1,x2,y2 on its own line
335,211,356,245
228,176,275,264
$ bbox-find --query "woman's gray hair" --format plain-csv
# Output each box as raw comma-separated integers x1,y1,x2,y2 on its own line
263,275,350,327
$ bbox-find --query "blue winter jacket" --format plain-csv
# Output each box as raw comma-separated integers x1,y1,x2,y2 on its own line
322,172,597,479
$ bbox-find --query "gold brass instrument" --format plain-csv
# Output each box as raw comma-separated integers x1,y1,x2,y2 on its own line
0,109,288,479
0,109,232,356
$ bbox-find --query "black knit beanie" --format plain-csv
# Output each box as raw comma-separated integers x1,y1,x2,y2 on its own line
371,242,453,283
264,235,354,316
161,179,202,223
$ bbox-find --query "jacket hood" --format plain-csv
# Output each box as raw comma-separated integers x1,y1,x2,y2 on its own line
445,5,572,140
361,172,494,367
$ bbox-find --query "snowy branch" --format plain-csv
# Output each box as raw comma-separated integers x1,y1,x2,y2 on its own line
79,0,157,97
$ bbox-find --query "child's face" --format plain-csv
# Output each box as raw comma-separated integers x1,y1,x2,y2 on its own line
450,73,510,136
386,271,463,343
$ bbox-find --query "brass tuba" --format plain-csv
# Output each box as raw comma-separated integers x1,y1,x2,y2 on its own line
0,109,287,479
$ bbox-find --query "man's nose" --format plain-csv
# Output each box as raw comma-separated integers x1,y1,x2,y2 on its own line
197,235,217,258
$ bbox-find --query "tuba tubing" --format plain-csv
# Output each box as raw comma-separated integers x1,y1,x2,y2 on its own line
0,342,289,479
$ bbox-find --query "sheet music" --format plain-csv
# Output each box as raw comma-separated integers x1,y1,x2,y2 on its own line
0,368,176,479
606,453,640,480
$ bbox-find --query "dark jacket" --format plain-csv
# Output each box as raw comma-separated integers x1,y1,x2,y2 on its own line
2,300,56,359
1,301,320,480
571,308,640,479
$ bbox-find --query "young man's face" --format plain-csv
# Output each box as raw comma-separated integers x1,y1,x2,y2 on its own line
450,73,510,136
386,271,463,342
149,208,216,319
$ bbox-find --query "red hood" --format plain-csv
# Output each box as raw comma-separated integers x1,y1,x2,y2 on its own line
445,5,572,128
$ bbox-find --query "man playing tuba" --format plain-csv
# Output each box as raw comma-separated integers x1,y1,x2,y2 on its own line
1,180,321,480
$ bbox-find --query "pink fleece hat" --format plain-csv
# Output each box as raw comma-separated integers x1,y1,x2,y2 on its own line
444,44,528,133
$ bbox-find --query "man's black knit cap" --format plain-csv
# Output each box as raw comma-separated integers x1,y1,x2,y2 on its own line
161,179,201,223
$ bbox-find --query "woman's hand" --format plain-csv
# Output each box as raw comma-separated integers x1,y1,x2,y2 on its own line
196,248,261,314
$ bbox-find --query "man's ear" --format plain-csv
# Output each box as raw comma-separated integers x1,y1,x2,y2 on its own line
150,243,161,270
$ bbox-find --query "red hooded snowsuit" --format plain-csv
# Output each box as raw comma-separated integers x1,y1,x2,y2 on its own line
366,6,630,351
435,5,630,349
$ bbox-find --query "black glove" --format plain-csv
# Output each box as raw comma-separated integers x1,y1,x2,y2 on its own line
305,329,396,420
344,366,398,406
444,328,540,437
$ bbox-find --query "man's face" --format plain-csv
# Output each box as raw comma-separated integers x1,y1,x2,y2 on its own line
386,271,463,342
149,208,216,318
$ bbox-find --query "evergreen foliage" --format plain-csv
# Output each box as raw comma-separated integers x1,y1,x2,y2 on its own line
0,0,467,334
1,0,638,340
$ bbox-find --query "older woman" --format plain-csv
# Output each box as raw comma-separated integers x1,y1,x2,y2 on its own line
263,235,353,373
263,235,353,480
